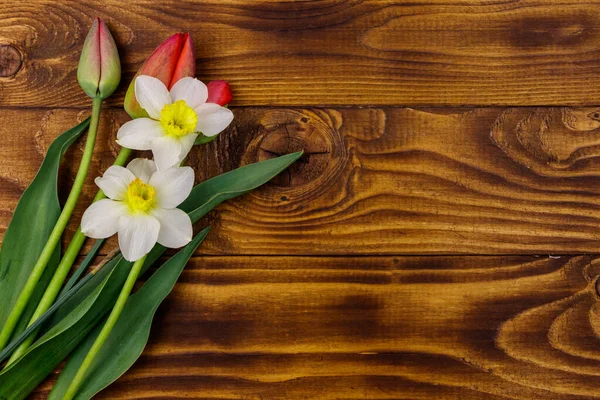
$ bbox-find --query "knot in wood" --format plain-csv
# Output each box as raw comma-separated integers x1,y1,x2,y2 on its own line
0,45,22,77
492,107,600,176
250,110,345,188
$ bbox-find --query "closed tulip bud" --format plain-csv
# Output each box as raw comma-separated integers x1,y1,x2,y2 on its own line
207,80,232,106
77,18,121,99
124,33,195,118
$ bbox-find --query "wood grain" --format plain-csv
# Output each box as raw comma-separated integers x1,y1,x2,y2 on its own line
4,0,600,106
29,255,600,399
4,106,600,255
4,1,600,398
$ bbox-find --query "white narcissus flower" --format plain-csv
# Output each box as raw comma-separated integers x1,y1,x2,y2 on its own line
81,158,194,262
116,75,234,170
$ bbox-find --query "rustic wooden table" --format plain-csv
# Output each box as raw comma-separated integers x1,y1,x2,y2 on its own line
2,0,600,399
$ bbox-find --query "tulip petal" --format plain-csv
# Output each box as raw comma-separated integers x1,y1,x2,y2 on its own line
207,80,232,106
81,199,127,239
117,214,160,262
116,118,164,150
94,166,135,200
141,33,185,87
150,136,183,171
170,77,208,109
153,208,193,248
135,75,172,119
194,103,234,137
169,32,196,88
77,18,101,98
126,158,157,183
97,19,121,99
124,33,196,119
149,166,195,209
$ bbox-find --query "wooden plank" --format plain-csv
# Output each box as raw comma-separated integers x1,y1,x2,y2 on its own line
4,106,600,255
3,1,600,107
29,255,600,399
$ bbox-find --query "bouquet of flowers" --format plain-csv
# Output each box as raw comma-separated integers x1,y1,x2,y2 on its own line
0,19,300,399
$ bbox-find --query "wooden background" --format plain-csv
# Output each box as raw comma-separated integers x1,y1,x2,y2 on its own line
3,0,600,398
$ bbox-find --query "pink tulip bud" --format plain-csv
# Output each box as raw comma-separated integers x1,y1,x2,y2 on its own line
77,18,121,99
124,33,196,118
207,80,232,106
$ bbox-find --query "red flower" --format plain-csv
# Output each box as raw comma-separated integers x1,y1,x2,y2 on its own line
207,80,232,106
124,33,195,118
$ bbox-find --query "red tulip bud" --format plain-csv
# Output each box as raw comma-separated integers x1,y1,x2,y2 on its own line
77,18,121,99
124,33,195,118
207,80,232,106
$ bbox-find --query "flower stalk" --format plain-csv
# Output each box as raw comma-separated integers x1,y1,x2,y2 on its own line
63,254,148,400
0,96,103,352
0,17,122,357
5,146,132,363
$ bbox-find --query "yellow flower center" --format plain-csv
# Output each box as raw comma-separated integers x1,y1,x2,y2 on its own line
159,100,198,138
124,178,156,213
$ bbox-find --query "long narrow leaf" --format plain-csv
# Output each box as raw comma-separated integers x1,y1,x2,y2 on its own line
180,151,303,222
60,238,105,297
0,152,302,399
0,118,90,338
49,228,210,399
50,151,303,325
0,272,95,364
0,260,113,395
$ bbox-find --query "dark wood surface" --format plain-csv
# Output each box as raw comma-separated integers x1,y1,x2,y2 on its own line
2,0,600,399
5,0,600,107
29,256,600,399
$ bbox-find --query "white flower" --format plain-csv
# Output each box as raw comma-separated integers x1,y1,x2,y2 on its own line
81,158,194,262
116,75,234,170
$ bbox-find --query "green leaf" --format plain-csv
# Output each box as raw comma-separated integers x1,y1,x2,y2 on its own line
0,253,143,399
47,150,303,327
0,152,302,400
48,228,210,400
180,151,303,222
193,132,217,145
0,118,90,339
0,257,115,397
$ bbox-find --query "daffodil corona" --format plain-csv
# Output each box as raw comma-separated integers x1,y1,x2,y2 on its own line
125,178,156,213
81,158,194,261
160,100,198,138
116,75,234,170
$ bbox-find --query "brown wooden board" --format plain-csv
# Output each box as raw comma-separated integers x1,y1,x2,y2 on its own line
3,107,600,256
4,1,600,107
29,255,600,399
4,0,600,399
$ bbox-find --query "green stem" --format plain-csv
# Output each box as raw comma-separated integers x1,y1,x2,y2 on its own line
0,97,104,352
0,272,94,364
5,146,132,363
63,255,147,400
59,238,104,297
